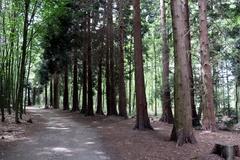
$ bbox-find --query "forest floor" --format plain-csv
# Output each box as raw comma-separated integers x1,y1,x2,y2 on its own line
1,107,240,160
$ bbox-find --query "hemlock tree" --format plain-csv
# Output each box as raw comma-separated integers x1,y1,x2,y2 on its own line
170,0,197,145
133,0,153,130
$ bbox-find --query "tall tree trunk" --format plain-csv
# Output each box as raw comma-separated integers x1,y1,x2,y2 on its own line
86,13,94,116
107,0,118,116
170,0,197,146
185,0,200,127
81,48,87,114
15,0,30,123
81,19,88,114
0,0,5,122
198,0,216,131
63,64,69,110
118,0,127,118
160,0,173,124
106,26,111,115
96,56,104,115
72,53,79,112
128,37,133,115
53,74,59,109
133,0,153,130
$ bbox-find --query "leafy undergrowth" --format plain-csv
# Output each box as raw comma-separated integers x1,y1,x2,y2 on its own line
0,111,33,142
78,115,240,160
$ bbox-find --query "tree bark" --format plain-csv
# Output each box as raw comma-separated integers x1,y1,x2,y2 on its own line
53,74,59,109
72,52,79,112
198,0,216,131
159,0,173,124
15,0,30,123
86,13,94,116
44,84,48,109
63,64,69,110
118,0,127,118
96,55,104,115
81,20,88,114
50,78,53,107
133,0,153,130
107,0,118,116
170,0,197,146
185,0,200,127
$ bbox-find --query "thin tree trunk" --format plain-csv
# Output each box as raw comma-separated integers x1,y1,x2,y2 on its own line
15,0,30,123
0,75,5,122
96,55,104,115
32,87,36,106
86,13,94,116
53,74,59,109
72,52,79,112
128,37,133,115
235,80,239,122
50,78,53,107
160,0,173,123
185,0,200,127
63,64,69,110
226,64,231,117
45,84,48,109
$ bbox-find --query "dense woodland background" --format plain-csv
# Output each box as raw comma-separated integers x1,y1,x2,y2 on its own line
0,0,239,146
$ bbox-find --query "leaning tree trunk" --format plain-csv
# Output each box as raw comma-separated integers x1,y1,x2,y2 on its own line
118,0,127,118
170,0,197,146
160,0,173,124
198,0,216,131
133,0,153,130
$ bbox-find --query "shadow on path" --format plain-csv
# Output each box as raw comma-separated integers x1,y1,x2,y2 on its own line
0,107,119,160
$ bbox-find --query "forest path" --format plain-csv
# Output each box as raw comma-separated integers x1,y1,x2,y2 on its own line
0,107,116,160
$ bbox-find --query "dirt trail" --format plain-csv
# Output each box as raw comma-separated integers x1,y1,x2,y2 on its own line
0,107,119,160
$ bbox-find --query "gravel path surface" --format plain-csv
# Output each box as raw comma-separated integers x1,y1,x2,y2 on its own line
0,107,116,160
